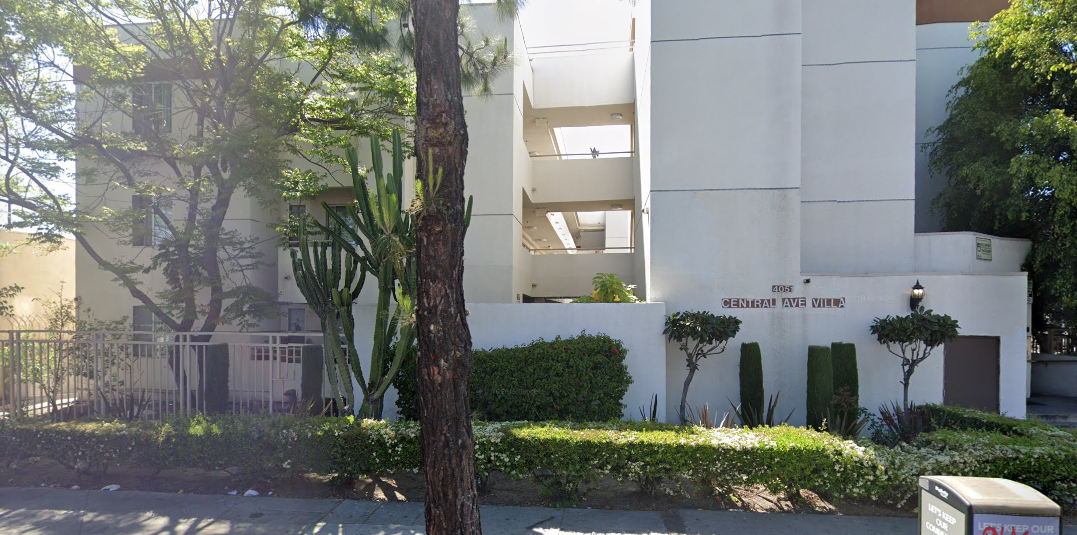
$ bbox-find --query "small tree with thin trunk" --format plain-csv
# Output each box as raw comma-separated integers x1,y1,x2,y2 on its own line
870,307,960,409
664,311,741,425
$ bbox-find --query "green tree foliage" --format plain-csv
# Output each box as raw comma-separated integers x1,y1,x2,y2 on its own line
739,342,764,417
572,273,641,303
663,311,742,425
806,345,833,430
0,0,414,333
0,284,23,318
929,0,1077,326
870,307,960,408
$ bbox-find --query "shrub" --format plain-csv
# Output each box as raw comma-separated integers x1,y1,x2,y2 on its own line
2,408,1077,507
806,345,833,430
389,342,419,421
739,342,764,417
471,332,632,422
394,332,632,422
830,342,858,401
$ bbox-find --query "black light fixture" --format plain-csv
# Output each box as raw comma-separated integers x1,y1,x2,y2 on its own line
910,280,925,311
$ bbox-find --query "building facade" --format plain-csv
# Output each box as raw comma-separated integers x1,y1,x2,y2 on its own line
77,0,1031,422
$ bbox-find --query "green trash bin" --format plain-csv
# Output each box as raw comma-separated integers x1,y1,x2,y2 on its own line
920,476,1061,535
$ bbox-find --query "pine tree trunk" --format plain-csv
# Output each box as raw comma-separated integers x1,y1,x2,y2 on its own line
412,1,481,534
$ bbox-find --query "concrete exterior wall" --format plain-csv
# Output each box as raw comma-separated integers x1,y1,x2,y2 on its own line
915,22,982,232
1030,355,1077,398
530,254,635,298
662,272,1028,425
531,158,634,204
800,0,916,274
530,52,635,109
0,231,76,329
633,0,652,301
915,232,1031,273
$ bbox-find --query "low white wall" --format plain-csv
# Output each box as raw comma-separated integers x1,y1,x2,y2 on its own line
1031,355,1077,397
531,157,635,204
663,272,1029,424
362,302,667,422
915,232,1031,274
531,254,635,298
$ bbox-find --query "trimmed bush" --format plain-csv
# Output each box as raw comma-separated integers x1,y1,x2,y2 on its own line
739,342,764,415
471,333,632,422
830,342,858,401
395,332,631,422
806,345,833,429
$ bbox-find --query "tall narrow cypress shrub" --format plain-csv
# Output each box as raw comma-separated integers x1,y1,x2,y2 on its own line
203,343,230,414
831,342,859,400
806,345,833,430
739,342,764,415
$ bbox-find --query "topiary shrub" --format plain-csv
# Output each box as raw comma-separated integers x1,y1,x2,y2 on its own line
806,345,833,430
664,311,742,425
830,342,858,401
870,307,960,408
394,332,631,422
739,342,764,416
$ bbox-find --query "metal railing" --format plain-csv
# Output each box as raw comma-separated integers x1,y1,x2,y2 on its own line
529,246,635,255
0,330,327,421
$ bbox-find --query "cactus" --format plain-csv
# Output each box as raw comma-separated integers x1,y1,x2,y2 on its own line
289,218,365,414
806,345,834,430
309,130,421,419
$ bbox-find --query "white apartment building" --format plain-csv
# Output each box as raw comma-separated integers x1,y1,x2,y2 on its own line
78,0,1032,423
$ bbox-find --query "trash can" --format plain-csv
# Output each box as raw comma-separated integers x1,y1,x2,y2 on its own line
920,476,1061,535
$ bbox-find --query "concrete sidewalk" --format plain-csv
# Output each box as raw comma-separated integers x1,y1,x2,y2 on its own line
0,487,1065,535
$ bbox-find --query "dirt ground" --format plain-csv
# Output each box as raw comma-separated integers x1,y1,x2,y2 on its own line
1,456,913,517
5,457,1076,524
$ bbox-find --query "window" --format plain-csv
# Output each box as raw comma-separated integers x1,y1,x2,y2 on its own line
132,305,169,351
287,307,306,333
131,194,172,247
132,83,172,135
325,205,358,242
288,204,306,247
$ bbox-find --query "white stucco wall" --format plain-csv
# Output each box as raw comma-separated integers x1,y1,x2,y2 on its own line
1030,355,1077,397
531,158,635,204
800,0,916,274
915,232,1031,273
662,271,1028,425
530,52,635,109
915,22,981,232
530,254,636,298
362,302,668,422
632,0,652,301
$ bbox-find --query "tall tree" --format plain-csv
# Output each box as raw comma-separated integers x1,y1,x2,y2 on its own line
929,0,1077,328
412,0,480,532
0,0,413,335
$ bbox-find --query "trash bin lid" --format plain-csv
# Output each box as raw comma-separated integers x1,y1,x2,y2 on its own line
922,476,1061,517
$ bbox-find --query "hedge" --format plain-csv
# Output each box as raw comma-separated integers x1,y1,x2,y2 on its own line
806,345,833,429
739,342,764,415
395,332,632,422
2,410,1076,507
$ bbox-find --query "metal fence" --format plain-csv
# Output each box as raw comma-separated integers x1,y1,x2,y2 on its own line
0,331,327,421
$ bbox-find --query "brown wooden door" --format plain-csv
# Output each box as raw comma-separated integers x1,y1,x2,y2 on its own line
943,336,1000,413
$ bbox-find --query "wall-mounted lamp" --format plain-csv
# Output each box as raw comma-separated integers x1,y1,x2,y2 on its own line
910,280,925,311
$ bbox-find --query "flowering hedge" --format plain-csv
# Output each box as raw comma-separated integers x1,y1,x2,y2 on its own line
1,409,1074,507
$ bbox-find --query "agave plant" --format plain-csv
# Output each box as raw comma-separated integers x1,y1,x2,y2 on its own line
728,392,794,428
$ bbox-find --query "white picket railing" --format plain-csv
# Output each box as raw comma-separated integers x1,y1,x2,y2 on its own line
0,331,329,421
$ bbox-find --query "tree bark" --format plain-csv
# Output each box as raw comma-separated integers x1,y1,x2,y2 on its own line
412,1,481,535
